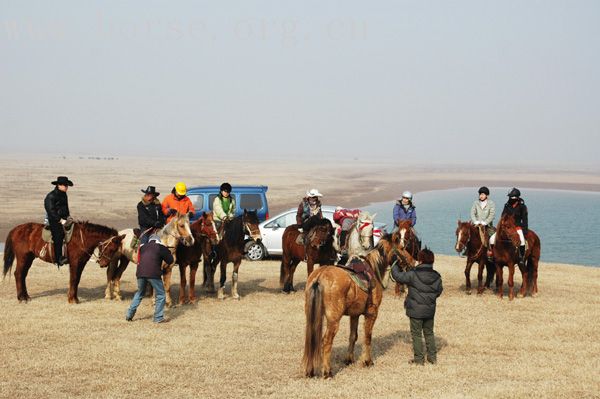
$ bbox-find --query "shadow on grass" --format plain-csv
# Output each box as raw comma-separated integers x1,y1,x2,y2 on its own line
33,285,109,303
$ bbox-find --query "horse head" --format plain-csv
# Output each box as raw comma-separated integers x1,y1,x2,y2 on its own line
163,212,195,248
357,211,376,251
455,220,472,254
242,209,261,243
308,219,333,249
96,234,126,268
198,211,220,245
498,214,520,248
397,219,413,249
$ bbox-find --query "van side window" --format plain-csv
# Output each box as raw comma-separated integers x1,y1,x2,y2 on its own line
188,195,204,210
208,194,219,210
239,194,263,210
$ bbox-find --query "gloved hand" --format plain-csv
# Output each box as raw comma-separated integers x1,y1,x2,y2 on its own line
473,221,480,225
481,222,487,226
60,219,67,225
168,208,177,216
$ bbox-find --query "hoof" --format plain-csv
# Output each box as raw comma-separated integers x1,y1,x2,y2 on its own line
466,290,472,295
344,358,355,366
323,371,333,379
476,289,484,295
232,295,241,300
362,359,374,367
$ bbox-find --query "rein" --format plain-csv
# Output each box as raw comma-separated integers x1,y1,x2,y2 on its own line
74,226,118,263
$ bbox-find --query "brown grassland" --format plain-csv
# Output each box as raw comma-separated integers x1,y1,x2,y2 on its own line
1,255,599,399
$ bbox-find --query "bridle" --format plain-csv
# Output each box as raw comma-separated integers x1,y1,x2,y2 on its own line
75,227,120,264
243,215,261,241
357,220,374,250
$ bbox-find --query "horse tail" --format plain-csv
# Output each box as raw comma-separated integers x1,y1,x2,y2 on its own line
302,279,324,377
3,231,15,278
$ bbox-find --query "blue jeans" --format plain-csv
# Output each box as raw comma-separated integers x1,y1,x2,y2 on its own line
126,277,166,322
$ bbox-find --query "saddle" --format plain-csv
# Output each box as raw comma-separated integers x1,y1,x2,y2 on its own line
336,257,375,293
42,223,75,244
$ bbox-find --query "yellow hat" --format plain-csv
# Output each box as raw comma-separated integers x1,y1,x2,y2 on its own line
175,182,187,196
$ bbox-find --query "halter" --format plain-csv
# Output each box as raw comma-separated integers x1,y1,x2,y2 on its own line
74,227,119,264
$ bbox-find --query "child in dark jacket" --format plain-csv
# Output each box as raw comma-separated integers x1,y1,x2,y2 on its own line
391,248,443,365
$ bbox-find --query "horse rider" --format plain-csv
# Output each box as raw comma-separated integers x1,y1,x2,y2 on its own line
213,182,236,231
137,186,166,246
162,181,195,223
393,191,417,228
470,186,496,248
489,188,529,267
296,189,323,232
333,207,361,250
44,176,74,266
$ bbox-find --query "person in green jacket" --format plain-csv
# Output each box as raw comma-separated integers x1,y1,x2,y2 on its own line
213,182,236,229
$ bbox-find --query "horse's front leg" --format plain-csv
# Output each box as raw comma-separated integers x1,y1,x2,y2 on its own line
345,316,359,365
359,311,378,367
464,260,474,294
113,257,129,301
517,263,528,298
217,260,227,300
322,317,341,379
189,263,198,303
162,267,173,307
105,261,115,300
476,260,485,295
231,259,242,300
69,260,86,304
508,264,515,301
496,265,504,299
178,264,188,305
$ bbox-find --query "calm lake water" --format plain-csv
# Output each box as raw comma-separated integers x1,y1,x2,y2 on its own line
364,187,600,267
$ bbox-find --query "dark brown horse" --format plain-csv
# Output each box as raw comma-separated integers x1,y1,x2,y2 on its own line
394,219,421,296
455,221,495,295
493,214,541,300
302,234,402,378
3,222,125,303
176,212,220,304
207,210,261,300
280,216,337,294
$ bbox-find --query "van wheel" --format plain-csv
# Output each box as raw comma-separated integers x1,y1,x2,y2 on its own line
245,241,265,261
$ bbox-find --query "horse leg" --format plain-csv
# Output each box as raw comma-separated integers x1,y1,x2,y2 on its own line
15,254,34,302
112,257,129,301
203,255,216,293
359,313,378,367
496,265,503,299
517,263,528,299
280,253,290,291
105,261,115,300
288,259,300,293
508,264,515,301
322,317,341,378
231,260,242,300
484,259,495,289
189,262,198,303
217,260,227,300
531,258,539,297
178,264,188,305
344,316,359,365
68,261,87,304
476,261,485,295
163,268,173,307
464,260,474,294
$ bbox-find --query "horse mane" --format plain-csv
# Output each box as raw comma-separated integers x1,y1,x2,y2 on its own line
496,213,516,239
364,236,391,274
77,221,118,237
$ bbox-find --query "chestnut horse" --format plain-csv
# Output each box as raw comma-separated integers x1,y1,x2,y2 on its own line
493,214,541,300
455,221,495,295
3,222,125,303
207,210,262,300
176,212,220,304
104,213,194,304
302,234,401,378
394,219,421,296
280,216,337,293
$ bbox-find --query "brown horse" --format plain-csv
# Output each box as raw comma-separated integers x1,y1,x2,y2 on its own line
280,216,337,294
302,234,401,378
394,219,421,296
455,221,495,295
3,222,125,303
176,212,220,304
207,210,262,300
493,214,541,300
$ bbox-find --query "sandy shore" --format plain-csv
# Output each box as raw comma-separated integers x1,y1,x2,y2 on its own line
1,155,599,239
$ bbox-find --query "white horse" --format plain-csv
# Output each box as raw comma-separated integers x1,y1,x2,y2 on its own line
105,213,194,306
335,211,376,262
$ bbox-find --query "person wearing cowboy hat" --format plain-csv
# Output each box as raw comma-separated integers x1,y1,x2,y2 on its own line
296,188,323,232
393,191,417,228
137,186,166,246
44,176,74,266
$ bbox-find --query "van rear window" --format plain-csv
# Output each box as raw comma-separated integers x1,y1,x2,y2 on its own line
239,194,263,210
188,195,204,210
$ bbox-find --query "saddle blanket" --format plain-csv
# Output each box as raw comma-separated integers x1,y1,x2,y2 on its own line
336,257,374,293
42,224,74,244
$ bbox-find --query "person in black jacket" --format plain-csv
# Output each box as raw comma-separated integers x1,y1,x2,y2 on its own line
391,248,443,365
489,187,529,266
137,186,165,245
125,235,174,323
44,176,73,266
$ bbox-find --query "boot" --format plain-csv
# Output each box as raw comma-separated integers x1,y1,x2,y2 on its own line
487,245,494,260
339,230,348,251
518,245,526,268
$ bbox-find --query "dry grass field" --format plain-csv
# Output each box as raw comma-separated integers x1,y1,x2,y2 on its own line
1,254,599,399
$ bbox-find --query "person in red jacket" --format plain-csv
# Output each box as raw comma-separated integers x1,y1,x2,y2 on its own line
333,207,361,250
162,182,195,223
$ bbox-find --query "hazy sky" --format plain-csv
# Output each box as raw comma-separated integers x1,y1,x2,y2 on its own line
1,1,599,164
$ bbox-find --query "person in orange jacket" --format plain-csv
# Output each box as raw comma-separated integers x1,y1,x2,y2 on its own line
162,182,195,222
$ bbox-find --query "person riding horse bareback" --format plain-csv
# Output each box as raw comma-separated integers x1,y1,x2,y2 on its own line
470,186,496,248
162,181,195,223
489,188,529,267
333,207,360,251
44,176,74,266
296,189,323,232
393,191,417,229
137,186,166,246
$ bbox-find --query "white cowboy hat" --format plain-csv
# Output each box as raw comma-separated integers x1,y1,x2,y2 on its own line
306,189,323,197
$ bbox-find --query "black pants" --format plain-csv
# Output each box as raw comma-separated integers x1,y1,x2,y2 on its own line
49,221,65,262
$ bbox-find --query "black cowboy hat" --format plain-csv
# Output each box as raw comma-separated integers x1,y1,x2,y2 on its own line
51,176,74,186
141,186,160,196
507,187,521,197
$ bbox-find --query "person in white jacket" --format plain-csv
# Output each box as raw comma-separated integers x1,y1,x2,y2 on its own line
470,186,496,247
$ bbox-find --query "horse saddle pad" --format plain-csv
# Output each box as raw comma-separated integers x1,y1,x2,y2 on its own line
336,257,374,293
42,224,74,244
295,233,305,246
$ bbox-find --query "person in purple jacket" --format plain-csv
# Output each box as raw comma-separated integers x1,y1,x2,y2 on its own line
125,234,174,323
393,191,417,228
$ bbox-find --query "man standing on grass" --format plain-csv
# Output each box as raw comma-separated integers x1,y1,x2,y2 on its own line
391,247,443,365
125,234,174,324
